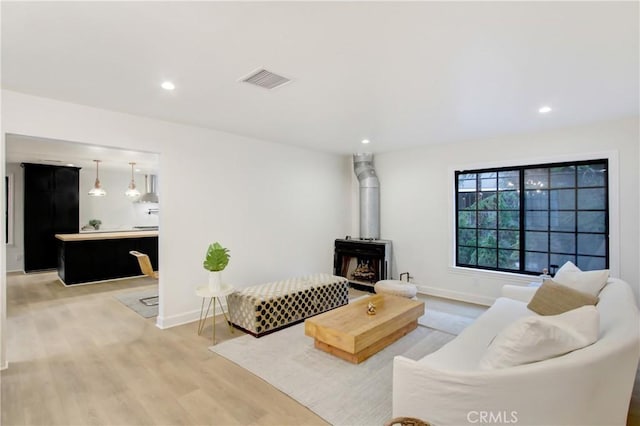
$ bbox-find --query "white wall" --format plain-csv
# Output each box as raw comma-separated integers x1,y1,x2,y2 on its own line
368,117,639,306
5,163,23,272
1,90,352,368
1,104,5,369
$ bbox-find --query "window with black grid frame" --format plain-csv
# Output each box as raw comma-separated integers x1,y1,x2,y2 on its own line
455,160,608,275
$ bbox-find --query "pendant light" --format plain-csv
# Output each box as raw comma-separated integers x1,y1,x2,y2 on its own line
88,160,106,197
125,162,141,199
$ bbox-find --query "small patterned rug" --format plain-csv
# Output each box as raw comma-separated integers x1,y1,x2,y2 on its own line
114,289,158,318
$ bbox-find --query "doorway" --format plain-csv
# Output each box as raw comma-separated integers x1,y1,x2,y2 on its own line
3,134,162,364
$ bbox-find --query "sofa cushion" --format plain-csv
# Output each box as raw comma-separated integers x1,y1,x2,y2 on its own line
478,305,599,370
553,261,609,297
417,297,534,371
527,280,599,315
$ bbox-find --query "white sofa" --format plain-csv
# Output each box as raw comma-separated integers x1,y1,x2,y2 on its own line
392,278,640,425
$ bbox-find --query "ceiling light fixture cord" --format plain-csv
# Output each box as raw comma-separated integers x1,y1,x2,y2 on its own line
88,160,106,197
126,162,141,199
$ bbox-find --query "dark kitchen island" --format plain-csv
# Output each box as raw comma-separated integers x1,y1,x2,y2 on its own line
55,230,159,285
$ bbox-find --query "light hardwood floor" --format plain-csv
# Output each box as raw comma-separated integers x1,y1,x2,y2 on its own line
2,272,639,425
1,272,326,426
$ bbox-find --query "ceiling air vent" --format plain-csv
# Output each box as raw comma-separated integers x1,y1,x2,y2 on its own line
240,68,291,90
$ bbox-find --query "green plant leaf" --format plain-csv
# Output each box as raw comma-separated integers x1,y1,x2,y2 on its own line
203,242,230,271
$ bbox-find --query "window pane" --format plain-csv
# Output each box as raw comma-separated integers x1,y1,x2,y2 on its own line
478,230,497,248
498,230,519,249
498,211,520,229
577,188,606,210
525,251,548,273
577,256,606,271
577,164,606,187
458,229,477,246
550,232,575,254
549,189,575,210
549,211,575,232
577,211,606,232
480,172,497,191
498,191,519,210
458,246,476,265
550,253,575,268
478,211,497,228
477,248,497,267
498,249,519,270
458,211,476,228
525,211,548,231
577,234,606,256
525,231,548,252
498,171,519,190
478,192,496,210
524,190,548,210
525,169,548,189
550,166,575,188
458,193,477,210
458,173,476,191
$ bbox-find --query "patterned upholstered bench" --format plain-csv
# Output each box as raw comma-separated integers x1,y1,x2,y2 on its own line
228,274,349,337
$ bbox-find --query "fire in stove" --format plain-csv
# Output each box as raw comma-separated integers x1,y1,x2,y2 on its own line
333,238,392,289
352,259,377,282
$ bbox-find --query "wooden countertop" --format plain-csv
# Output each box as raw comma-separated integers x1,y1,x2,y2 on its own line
55,230,159,241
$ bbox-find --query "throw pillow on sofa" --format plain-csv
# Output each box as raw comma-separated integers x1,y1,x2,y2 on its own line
553,261,609,297
527,280,599,316
479,305,600,370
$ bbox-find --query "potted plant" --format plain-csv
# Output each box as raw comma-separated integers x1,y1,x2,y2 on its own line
89,219,102,230
203,242,230,292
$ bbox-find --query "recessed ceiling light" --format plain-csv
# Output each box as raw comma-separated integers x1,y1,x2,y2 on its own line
135,168,141,173
538,106,552,114
161,81,175,91
361,139,370,144
66,163,74,167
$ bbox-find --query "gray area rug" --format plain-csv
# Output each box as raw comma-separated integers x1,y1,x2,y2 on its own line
114,289,158,318
418,309,475,335
210,311,465,426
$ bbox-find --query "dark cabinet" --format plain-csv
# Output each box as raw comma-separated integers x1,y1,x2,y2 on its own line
57,235,158,285
23,163,80,272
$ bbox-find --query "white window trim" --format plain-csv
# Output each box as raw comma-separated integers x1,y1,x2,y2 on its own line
448,150,620,279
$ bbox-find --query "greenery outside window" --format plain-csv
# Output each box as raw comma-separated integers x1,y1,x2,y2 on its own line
456,160,608,275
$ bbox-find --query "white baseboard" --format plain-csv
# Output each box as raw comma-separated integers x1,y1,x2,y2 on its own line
156,309,200,329
416,285,495,307
156,299,229,329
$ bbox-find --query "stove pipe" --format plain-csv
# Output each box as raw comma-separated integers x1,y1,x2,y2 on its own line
353,153,380,239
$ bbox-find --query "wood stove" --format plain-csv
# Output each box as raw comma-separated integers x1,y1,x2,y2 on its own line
334,238,392,290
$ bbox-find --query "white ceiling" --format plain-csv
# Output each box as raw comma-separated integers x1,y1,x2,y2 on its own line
2,2,638,155
5,134,160,174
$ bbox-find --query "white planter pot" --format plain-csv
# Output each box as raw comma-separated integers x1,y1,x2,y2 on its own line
208,271,222,292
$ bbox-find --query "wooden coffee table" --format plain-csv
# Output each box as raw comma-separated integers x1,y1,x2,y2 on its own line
304,294,425,364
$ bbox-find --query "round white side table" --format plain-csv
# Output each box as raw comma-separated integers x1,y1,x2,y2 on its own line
196,283,235,344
